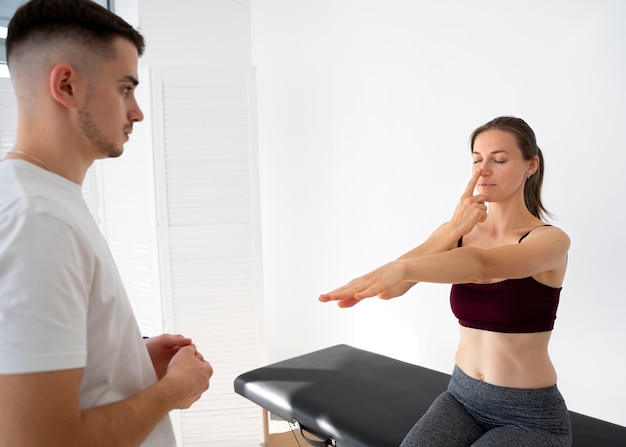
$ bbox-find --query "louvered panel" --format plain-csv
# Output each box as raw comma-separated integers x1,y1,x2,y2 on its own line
167,224,263,443
100,180,161,335
181,411,262,447
0,78,16,156
163,82,252,227
158,67,264,445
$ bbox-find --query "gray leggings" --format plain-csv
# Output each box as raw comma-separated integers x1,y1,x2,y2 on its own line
400,366,573,447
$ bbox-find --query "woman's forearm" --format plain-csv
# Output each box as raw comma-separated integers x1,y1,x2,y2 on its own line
378,222,463,299
400,246,485,286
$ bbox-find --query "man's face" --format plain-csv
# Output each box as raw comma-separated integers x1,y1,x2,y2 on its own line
78,37,143,159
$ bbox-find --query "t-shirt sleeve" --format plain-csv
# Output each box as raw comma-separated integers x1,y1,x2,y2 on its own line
0,210,92,374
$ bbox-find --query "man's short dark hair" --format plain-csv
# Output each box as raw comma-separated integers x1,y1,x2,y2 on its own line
6,0,145,66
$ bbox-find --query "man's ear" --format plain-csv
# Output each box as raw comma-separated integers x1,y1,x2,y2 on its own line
49,64,80,108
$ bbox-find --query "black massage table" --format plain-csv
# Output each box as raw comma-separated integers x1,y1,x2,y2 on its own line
234,344,626,447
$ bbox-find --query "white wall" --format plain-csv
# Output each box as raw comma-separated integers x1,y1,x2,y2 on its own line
250,0,626,427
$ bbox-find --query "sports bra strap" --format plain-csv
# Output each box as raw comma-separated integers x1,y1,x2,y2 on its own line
457,224,552,247
518,224,552,243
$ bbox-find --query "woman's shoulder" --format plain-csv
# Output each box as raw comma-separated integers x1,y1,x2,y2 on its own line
520,223,570,245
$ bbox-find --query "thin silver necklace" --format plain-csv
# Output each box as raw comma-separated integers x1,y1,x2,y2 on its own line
5,150,51,171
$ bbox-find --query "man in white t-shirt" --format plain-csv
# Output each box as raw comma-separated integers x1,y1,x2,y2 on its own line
0,1,213,446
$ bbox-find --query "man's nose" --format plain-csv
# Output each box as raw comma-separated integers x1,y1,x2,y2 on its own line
129,100,144,123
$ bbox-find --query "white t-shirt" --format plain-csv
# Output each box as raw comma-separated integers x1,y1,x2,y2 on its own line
0,160,176,446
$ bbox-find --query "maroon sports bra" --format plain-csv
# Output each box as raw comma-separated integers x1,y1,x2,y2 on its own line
450,226,561,333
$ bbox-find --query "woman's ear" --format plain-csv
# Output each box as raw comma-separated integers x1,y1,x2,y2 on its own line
49,64,80,108
528,155,539,177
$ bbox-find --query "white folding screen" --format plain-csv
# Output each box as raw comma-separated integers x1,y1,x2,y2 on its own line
149,66,265,446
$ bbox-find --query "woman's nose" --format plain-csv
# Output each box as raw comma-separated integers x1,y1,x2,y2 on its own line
477,163,490,176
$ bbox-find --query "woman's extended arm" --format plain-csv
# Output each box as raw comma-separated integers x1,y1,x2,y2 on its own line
320,225,569,308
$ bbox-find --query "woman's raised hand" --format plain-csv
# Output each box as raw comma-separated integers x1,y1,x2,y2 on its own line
449,170,487,237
